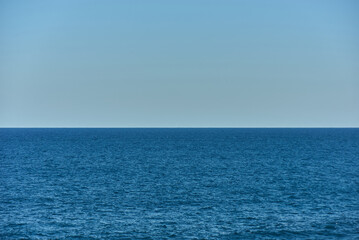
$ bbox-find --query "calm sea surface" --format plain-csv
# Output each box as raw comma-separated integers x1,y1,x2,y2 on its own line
1,128,358,239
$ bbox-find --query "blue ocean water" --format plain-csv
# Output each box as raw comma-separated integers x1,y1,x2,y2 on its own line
0,128,358,239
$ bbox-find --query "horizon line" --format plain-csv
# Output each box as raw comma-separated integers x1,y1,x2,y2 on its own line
1,126,358,129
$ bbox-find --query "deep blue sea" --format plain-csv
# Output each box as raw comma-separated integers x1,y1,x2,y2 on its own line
1,128,358,239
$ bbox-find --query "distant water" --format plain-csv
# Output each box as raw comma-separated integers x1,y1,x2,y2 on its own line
1,128,358,239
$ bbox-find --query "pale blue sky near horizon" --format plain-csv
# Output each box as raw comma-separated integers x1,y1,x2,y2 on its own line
1,0,358,127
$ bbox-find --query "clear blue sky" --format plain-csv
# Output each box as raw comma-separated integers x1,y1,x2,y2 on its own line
1,0,358,127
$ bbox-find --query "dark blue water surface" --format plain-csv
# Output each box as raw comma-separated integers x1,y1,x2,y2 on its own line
1,128,358,239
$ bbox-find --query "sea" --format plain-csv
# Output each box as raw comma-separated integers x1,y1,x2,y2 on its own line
0,128,358,239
